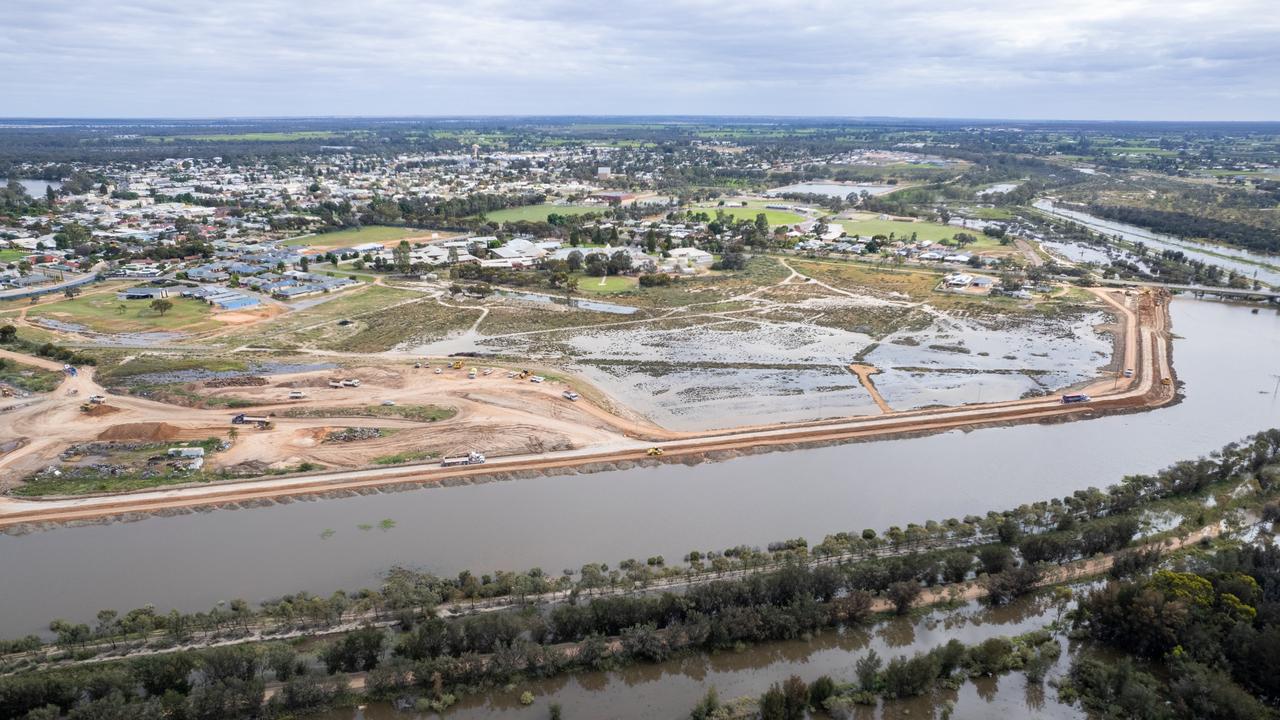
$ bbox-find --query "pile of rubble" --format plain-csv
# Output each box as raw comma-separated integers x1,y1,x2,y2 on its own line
204,375,269,388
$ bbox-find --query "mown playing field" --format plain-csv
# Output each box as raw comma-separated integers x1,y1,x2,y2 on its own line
482,204,609,223
6,287,220,334
570,274,638,293
840,218,968,243
693,201,807,226
284,226,427,248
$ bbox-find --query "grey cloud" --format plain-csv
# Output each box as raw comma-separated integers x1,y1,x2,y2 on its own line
0,0,1276,118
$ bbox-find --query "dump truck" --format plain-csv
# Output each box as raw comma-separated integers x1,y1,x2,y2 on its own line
1061,394,1091,404
231,413,271,425
468,368,477,379
441,451,486,467
328,380,343,388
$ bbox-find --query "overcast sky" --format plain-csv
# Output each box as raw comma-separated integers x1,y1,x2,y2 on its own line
3,0,1278,120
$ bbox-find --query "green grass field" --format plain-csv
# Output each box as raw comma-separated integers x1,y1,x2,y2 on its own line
0,249,28,262
11,289,219,334
482,205,608,223
693,201,806,226
285,226,425,248
571,274,638,293
840,218,967,243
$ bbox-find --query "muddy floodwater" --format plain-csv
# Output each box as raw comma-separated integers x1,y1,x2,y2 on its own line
309,592,1084,720
1,299,1278,636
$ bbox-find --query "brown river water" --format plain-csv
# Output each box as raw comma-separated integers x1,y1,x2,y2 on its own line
0,299,1278,638
310,591,1086,719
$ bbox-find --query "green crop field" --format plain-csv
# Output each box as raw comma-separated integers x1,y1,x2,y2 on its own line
285,226,426,248
482,204,608,223
11,288,220,334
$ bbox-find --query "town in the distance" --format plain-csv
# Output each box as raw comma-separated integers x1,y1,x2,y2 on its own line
1,117,1278,720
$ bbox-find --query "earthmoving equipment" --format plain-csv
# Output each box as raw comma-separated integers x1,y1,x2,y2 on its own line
647,447,664,457
231,413,270,425
451,360,464,370
441,451,486,467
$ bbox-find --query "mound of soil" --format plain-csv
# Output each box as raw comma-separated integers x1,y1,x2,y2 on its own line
82,404,121,417
97,422,183,442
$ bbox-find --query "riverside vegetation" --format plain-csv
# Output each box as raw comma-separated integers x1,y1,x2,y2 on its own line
0,430,1277,719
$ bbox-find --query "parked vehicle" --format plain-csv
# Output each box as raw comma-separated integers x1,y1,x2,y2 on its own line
482,368,493,376
434,368,443,375
562,390,579,401
1122,368,1134,378
288,390,306,399
1061,393,1091,404
381,400,396,406
231,413,270,424
468,368,477,379
530,375,545,383
328,380,343,388
441,451,486,467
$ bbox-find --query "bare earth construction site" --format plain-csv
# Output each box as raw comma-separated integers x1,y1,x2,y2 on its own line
0,255,1176,529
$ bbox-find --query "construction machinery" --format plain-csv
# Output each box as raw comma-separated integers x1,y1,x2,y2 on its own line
231,413,271,425
451,360,464,370
647,447,664,457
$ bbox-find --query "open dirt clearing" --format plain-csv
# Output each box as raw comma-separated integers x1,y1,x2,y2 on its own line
0,286,1176,527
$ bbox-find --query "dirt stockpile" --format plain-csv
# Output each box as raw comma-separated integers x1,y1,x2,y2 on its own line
97,422,184,442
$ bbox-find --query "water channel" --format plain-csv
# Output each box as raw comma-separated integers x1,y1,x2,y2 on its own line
1033,200,1280,286
310,591,1086,719
0,299,1277,637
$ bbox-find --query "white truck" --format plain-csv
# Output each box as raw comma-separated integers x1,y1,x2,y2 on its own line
441,451,486,467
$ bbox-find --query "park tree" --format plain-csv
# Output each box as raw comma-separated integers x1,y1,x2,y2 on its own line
392,240,412,274
150,299,174,316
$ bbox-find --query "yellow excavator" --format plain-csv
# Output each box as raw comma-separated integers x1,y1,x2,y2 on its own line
647,447,664,457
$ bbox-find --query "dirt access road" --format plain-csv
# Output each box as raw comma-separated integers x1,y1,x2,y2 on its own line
0,287,1175,528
